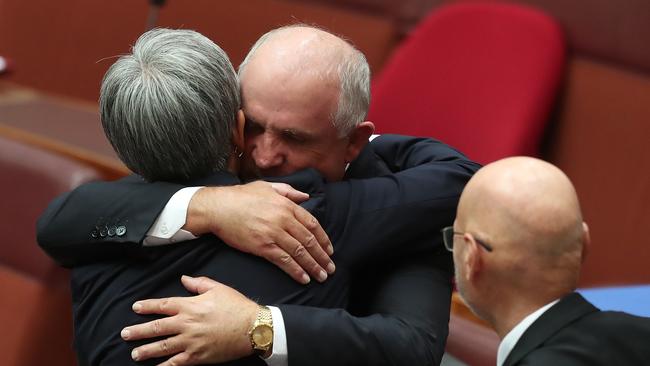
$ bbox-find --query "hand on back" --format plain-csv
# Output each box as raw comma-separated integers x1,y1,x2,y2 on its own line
184,181,335,284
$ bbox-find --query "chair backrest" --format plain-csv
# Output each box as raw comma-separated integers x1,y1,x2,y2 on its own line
0,135,101,278
367,2,566,164
0,135,102,365
446,314,500,366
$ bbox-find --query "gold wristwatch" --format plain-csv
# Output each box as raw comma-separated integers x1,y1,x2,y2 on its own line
248,305,273,356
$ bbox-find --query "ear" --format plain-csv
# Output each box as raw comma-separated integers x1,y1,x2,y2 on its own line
580,222,591,263
232,109,245,152
464,234,483,284
344,121,375,163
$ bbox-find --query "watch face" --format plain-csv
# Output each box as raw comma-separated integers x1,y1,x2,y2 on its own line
252,324,273,347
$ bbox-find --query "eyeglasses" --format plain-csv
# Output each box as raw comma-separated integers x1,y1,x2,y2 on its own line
441,226,494,253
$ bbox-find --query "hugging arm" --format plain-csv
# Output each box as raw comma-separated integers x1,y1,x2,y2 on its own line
279,135,476,365
325,134,481,265
36,176,332,281
36,175,182,266
280,250,453,366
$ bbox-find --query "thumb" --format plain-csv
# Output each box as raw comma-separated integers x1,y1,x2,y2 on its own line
181,275,219,294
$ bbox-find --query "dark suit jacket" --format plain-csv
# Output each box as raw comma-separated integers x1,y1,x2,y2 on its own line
504,292,650,366
37,135,481,366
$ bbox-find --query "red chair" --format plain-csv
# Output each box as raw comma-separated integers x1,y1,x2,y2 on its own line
368,2,566,164
0,135,101,365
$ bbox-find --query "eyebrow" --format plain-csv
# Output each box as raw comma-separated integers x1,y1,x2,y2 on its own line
280,128,315,141
245,115,316,141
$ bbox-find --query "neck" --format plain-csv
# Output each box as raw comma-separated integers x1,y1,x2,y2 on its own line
487,291,558,339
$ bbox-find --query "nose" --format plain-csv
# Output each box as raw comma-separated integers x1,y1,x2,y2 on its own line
251,133,284,170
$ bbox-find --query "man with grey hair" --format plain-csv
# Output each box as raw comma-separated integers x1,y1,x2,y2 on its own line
39,25,479,365
445,157,650,365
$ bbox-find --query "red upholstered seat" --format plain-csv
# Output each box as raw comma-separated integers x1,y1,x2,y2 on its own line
368,2,566,164
0,136,101,365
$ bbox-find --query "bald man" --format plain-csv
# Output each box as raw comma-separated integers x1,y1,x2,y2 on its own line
445,157,650,366
38,25,478,365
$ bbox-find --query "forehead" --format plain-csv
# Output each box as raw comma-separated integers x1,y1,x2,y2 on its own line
241,66,340,136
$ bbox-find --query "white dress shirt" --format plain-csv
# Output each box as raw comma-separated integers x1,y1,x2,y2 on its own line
496,299,560,366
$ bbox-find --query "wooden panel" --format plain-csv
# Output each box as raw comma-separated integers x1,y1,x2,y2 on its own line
0,0,396,102
298,0,650,72
513,0,650,72
545,57,650,286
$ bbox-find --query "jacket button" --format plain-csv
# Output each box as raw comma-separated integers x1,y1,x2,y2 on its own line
107,226,117,237
99,226,108,237
90,229,98,238
116,226,127,236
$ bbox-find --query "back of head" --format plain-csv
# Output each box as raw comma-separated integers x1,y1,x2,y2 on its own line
458,157,587,298
238,24,370,136
100,28,240,182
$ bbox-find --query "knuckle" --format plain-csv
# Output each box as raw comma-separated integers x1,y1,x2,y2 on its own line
279,253,292,265
303,234,316,248
160,339,170,352
305,216,319,230
293,245,305,258
152,319,163,335
159,299,170,312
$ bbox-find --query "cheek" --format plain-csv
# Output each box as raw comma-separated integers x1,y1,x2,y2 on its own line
284,150,315,170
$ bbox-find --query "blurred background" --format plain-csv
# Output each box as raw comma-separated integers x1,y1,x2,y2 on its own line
0,0,648,365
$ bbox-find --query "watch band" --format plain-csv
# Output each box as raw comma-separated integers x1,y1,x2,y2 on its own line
249,305,274,356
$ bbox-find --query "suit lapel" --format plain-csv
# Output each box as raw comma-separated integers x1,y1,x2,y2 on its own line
503,293,599,366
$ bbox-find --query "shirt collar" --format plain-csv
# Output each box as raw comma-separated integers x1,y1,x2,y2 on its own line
496,299,560,366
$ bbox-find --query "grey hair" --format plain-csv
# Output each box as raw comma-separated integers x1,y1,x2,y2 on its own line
100,28,240,182
238,24,370,137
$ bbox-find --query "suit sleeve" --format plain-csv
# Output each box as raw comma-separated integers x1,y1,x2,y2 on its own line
278,135,474,365
324,134,481,266
36,175,183,267
279,250,453,366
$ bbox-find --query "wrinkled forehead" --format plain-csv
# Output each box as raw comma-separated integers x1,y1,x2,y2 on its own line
241,74,339,136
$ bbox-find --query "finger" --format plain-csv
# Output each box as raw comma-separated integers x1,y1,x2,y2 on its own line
274,231,328,283
181,275,219,294
285,210,335,275
132,298,181,316
270,182,309,203
122,317,181,341
264,246,311,284
294,205,334,257
157,351,193,366
130,335,184,362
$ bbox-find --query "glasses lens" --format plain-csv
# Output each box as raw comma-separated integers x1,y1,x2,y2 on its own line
442,227,454,251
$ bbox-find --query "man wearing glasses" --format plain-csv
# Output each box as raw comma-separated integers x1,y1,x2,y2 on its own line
443,156,650,366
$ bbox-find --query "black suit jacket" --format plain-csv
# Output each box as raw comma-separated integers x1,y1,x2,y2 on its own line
38,135,481,366
69,169,387,366
504,292,650,366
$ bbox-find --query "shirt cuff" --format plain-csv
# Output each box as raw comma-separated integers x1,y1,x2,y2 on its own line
264,306,288,366
143,187,203,246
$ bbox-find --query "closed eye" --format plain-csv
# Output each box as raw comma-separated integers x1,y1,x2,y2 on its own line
245,118,264,135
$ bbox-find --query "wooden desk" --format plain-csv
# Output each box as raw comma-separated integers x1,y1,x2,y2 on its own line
0,82,128,180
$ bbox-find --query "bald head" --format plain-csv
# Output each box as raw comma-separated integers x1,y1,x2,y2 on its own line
240,26,351,78
453,157,590,335
239,25,370,135
457,157,588,290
